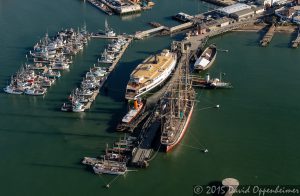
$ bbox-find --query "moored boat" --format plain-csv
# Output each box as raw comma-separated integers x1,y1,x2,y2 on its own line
194,44,217,71
125,49,177,100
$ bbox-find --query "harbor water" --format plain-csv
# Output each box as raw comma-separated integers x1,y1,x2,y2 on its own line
0,0,300,195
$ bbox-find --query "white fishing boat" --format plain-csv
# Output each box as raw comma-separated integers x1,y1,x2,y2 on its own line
72,101,85,112
3,85,23,95
24,88,47,96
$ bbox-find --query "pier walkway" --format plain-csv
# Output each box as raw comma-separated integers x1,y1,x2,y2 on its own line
260,24,276,47
134,26,167,39
108,37,132,72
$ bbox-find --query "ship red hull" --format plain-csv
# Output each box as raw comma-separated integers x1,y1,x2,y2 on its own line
165,104,194,152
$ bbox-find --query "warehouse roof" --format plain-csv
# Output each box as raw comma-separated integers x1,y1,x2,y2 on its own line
217,3,252,15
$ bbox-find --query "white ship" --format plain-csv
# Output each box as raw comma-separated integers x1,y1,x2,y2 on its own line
125,49,177,100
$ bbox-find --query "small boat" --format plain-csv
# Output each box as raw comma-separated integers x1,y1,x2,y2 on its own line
194,44,217,71
24,88,47,96
3,85,23,95
121,99,145,124
72,101,85,112
76,88,94,96
61,102,73,112
44,69,61,78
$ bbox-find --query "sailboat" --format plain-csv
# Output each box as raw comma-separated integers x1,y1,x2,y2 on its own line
104,19,116,37
160,48,196,152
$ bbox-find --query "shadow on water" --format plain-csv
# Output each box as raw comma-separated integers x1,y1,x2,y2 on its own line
0,111,108,122
30,162,83,171
0,127,118,139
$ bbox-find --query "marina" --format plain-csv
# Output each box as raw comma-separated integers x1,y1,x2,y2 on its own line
1,0,300,194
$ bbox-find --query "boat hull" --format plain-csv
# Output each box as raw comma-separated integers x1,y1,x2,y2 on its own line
163,104,194,152
125,57,177,100
194,44,217,71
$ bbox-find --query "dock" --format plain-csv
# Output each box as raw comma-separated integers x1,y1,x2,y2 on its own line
134,26,168,39
291,26,300,48
108,37,132,72
131,107,160,167
90,34,118,39
260,24,276,47
86,0,113,15
84,89,99,110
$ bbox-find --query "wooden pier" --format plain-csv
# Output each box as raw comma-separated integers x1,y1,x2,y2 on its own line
291,26,300,48
260,24,276,47
90,34,118,39
108,37,132,72
134,26,167,39
84,89,99,110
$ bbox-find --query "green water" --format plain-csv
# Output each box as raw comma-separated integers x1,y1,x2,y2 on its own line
1,0,300,195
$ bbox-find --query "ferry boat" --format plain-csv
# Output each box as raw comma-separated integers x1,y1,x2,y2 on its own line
194,44,217,71
125,49,177,100
121,99,145,124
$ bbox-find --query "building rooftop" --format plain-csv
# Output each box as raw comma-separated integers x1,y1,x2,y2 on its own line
217,3,252,15
230,8,254,17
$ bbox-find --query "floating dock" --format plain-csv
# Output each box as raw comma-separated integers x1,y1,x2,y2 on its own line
108,37,132,72
84,89,100,110
134,26,167,39
260,24,276,47
291,26,300,48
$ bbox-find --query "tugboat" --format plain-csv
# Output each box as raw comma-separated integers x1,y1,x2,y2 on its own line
192,73,232,89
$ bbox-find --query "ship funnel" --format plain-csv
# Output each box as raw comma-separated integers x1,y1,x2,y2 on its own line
154,55,159,64
134,99,138,110
205,73,210,82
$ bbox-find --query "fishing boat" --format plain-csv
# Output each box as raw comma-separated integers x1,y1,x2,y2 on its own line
194,44,217,71
98,49,114,64
160,53,196,152
61,102,73,112
72,101,85,112
44,69,61,78
24,88,47,96
125,49,177,100
121,99,145,124
3,85,23,95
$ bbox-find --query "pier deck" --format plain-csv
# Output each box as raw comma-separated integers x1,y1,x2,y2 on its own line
108,37,132,72
260,24,276,47
84,89,100,110
134,26,167,39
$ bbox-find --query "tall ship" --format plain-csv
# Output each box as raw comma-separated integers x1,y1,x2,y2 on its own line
194,44,217,71
160,51,195,152
125,49,177,100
